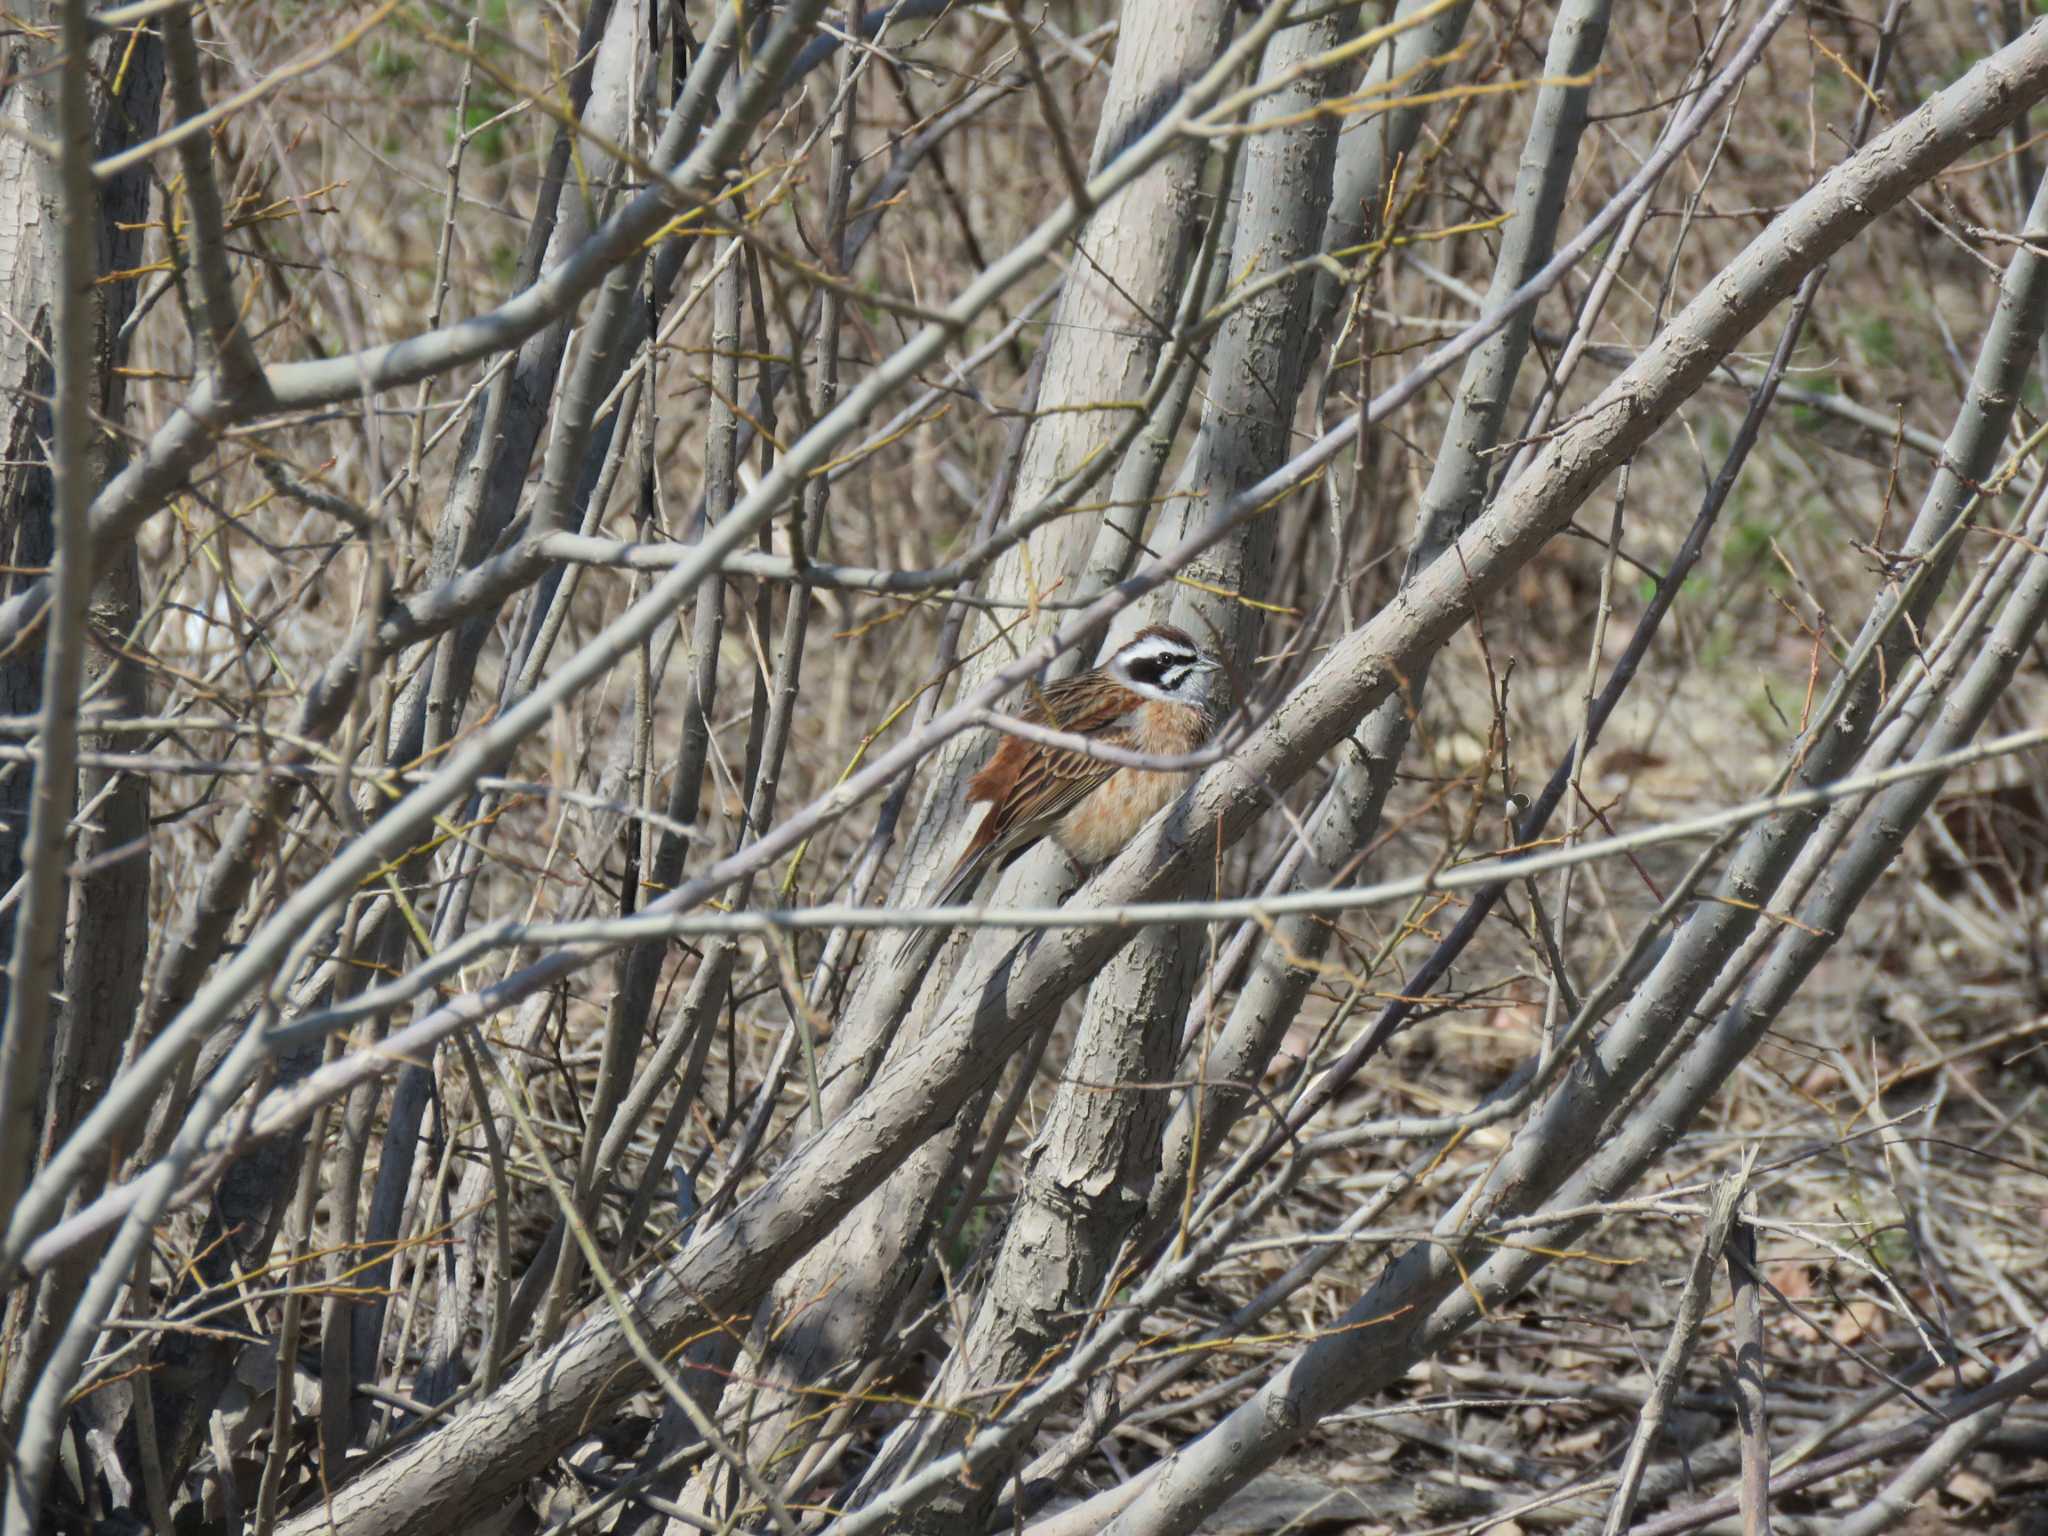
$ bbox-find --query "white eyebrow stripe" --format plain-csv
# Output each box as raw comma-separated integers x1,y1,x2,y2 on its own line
1115,636,1197,668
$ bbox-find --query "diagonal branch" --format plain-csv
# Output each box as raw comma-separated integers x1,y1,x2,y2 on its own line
225,22,2048,1535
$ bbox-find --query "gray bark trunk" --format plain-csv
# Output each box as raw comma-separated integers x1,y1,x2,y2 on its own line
0,5,162,1471
670,1,1240,1519
1156,0,1614,1221
851,5,1350,1523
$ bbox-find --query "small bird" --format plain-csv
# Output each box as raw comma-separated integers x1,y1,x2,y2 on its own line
915,624,1226,935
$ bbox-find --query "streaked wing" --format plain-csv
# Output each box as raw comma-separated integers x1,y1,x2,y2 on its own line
999,722,1133,834
1019,672,1141,734
968,675,1142,857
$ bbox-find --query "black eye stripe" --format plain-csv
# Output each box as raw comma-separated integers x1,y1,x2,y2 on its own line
1122,650,1196,689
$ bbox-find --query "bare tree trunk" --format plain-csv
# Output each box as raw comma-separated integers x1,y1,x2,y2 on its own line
671,2,1240,1518
1156,0,1613,1219
847,4,1351,1524
0,0,162,1459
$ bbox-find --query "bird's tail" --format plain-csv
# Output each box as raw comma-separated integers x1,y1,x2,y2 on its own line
890,841,991,964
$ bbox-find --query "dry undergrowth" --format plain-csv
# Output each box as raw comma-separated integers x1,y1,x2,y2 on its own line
30,0,2048,1530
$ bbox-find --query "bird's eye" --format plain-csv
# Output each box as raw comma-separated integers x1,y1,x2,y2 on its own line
1119,641,1202,692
